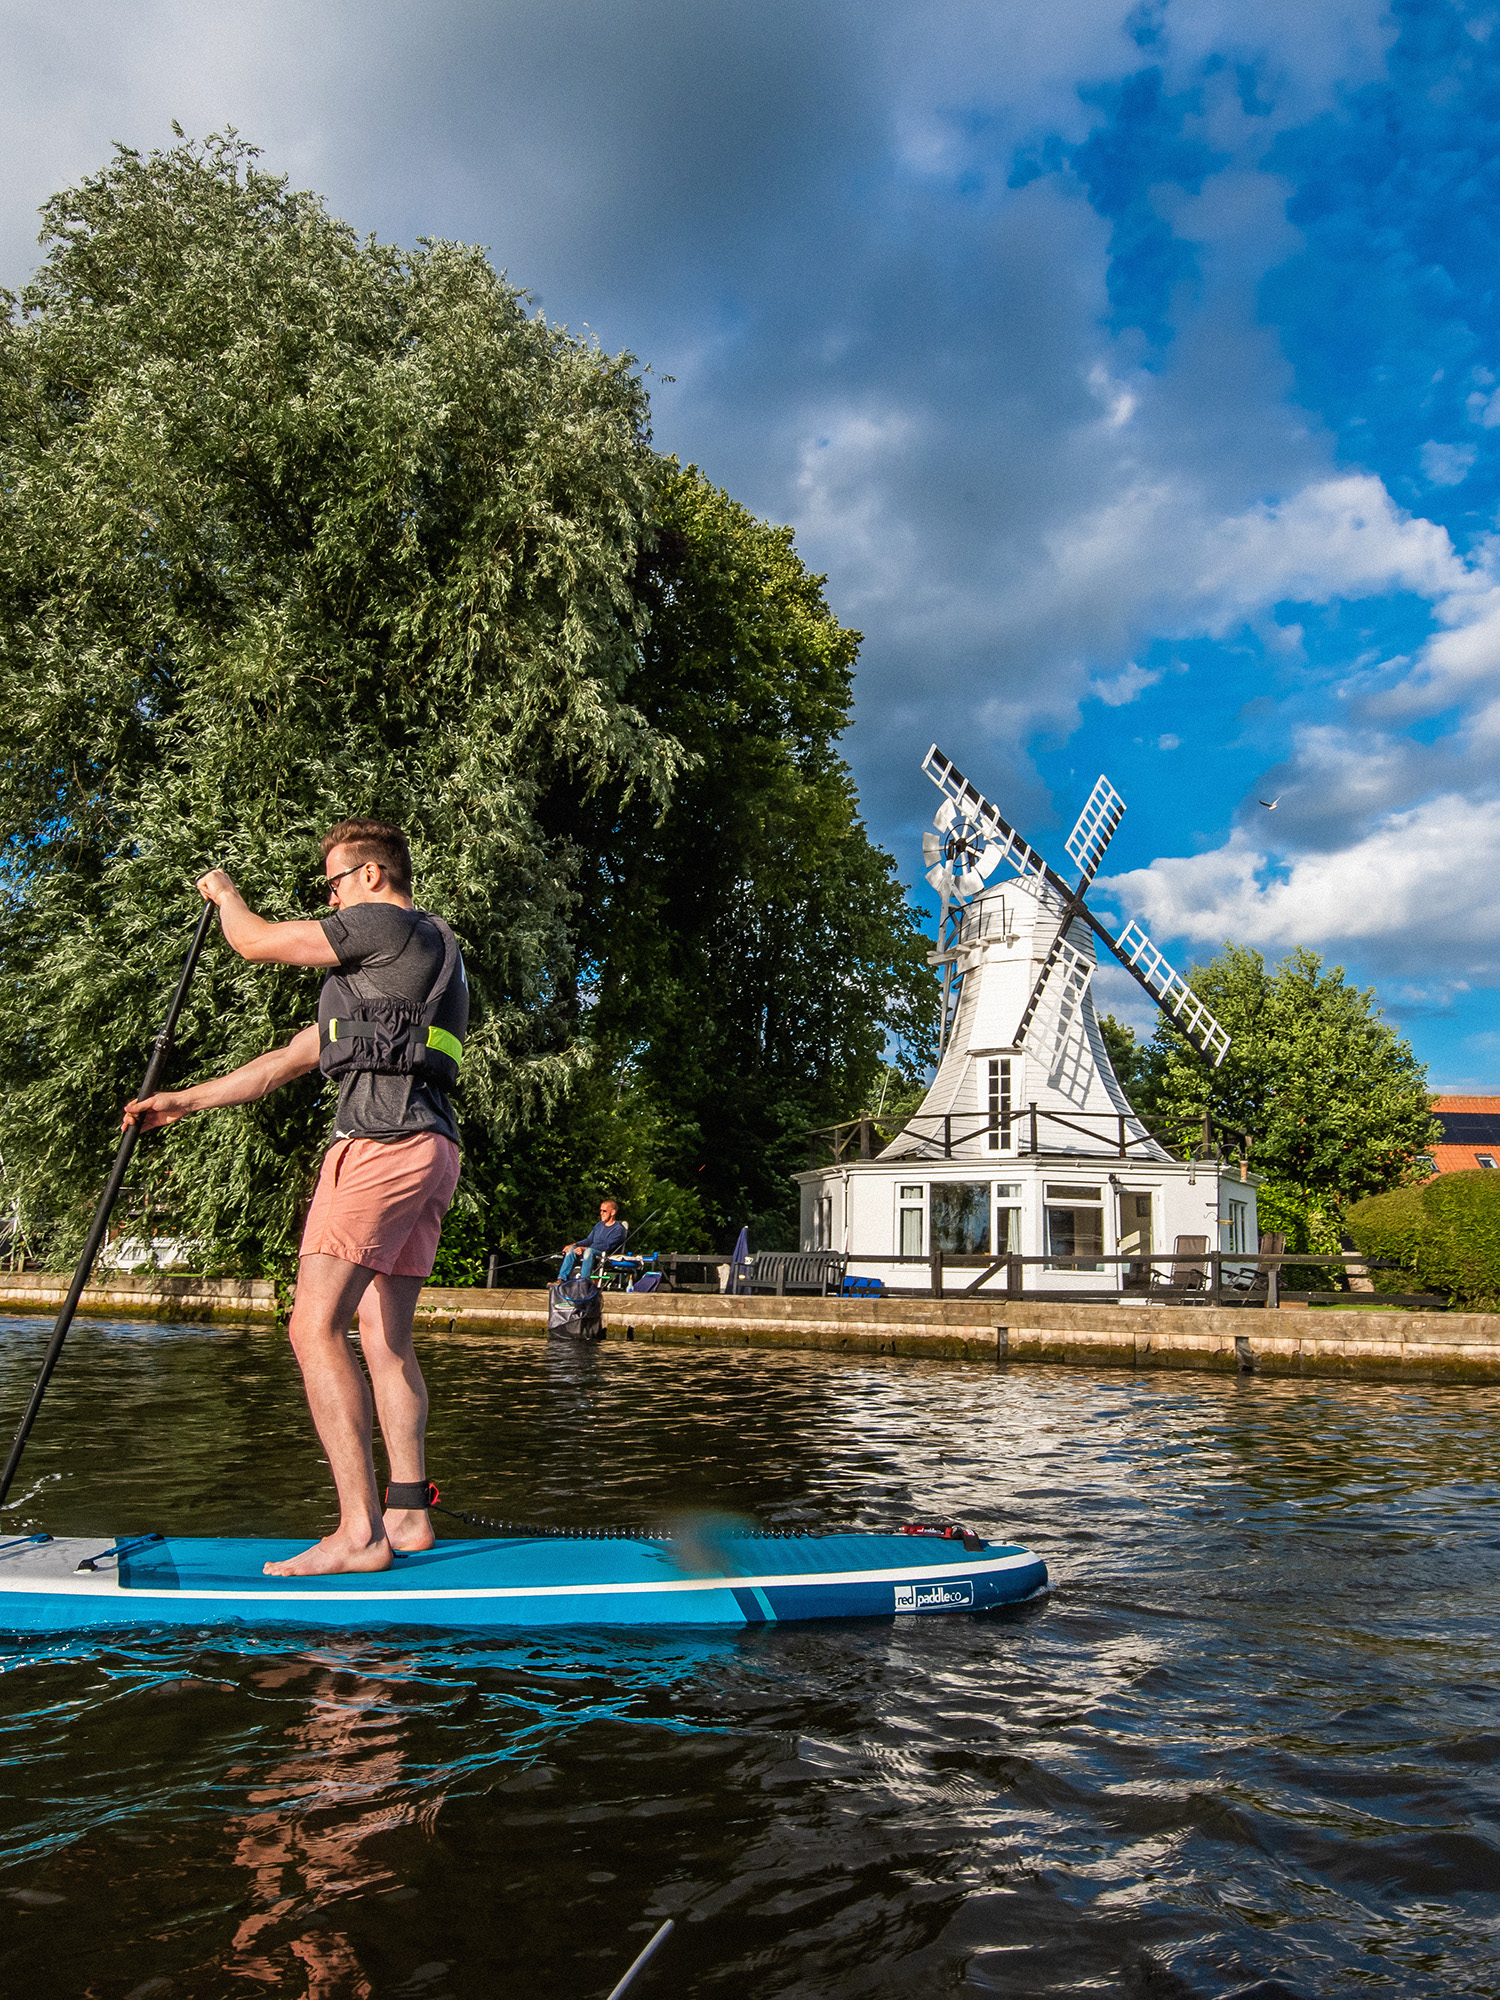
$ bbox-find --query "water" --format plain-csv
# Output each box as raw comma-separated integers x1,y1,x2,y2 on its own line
0,1315,1497,1999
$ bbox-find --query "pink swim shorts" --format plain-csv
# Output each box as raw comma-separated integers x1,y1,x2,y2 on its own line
299,1133,462,1278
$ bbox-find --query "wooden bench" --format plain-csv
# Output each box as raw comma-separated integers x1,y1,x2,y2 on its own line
747,1251,847,1297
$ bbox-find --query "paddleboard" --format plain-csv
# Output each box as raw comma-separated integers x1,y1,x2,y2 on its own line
0,1529,1047,1633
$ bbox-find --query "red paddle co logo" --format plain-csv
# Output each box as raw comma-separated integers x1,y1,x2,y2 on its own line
894,1579,974,1611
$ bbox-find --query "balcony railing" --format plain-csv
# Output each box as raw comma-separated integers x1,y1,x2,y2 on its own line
807,1102,1208,1167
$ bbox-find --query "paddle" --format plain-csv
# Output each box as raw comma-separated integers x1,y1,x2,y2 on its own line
0,901,216,1509
603,1919,673,2000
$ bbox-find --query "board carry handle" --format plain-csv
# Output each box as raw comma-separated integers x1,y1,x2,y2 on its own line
75,1532,166,1573
0,901,216,1511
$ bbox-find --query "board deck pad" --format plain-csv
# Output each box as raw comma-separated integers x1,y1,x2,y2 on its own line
0,1532,1047,1632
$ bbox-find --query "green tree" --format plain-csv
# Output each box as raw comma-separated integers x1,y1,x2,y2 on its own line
521,464,937,1249
1097,1013,1159,1109
1122,944,1436,1251
864,1065,931,1145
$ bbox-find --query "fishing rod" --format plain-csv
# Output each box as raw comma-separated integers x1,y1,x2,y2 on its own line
484,1204,670,1287
484,1251,556,1282
622,1203,663,1254
0,901,215,1510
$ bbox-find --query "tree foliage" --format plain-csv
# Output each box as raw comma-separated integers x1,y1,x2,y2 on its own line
1109,945,1436,1251
1097,1014,1155,1107
0,134,933,1270
548,465,936,1246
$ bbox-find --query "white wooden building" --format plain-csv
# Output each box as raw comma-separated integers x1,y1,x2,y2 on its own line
795,801,1257,1296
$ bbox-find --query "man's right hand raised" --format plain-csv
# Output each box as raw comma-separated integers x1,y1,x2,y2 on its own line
194,870,338,968
197,868,237,906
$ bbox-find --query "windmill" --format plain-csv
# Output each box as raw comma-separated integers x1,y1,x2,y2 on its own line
921,746,1230,1073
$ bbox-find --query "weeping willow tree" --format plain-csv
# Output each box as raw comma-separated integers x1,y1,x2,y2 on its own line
0,132,934,1272
0,131,679,1266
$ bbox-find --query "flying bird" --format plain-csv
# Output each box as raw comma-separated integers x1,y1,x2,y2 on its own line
1257,796,1281,809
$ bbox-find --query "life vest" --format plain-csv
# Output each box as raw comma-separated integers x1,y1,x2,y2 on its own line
317,911,468,1091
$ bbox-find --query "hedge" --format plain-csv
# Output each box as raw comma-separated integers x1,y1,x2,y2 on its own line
1344,1170,1500,1311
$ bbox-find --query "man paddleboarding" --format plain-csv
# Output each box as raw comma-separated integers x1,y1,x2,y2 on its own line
125,819,467,1577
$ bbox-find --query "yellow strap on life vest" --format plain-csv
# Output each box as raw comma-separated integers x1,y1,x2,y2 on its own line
426,1025,463,1066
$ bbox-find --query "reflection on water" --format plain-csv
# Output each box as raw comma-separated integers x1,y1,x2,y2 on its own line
228,1660,416,1997
0,1316,1498,1997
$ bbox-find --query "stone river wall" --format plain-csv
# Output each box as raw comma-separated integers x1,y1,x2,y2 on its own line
0,1271,277,1321
411,1285,1500,1385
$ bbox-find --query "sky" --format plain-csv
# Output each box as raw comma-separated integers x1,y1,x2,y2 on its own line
4,0,1499,1081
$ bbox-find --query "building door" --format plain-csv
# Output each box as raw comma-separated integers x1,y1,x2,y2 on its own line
1117,1189,1152,1285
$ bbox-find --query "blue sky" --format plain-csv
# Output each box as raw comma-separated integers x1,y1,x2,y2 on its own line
4,0,1499,1081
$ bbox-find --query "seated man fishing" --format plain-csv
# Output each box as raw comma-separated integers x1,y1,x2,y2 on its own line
558,1197,627,1281
124,818,467,1578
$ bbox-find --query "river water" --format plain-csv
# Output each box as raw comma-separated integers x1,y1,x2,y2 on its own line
0,1315,1496,1999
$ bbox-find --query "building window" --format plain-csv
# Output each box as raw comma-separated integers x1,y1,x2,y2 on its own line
1478,1154,1497,1170
982,1057,1012,1151
1220,1198,1249,1254
811,1194,834,1249
898,1185,924,1259
932,1182,992,1255
1044,1183,1104,1271
994,1184,1022,1253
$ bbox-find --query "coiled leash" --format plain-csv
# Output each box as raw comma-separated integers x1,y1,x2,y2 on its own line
385,1484,987,1550
901,1519,988,1553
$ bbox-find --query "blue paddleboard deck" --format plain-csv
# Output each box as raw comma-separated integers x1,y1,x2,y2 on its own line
0,1532,1048,1632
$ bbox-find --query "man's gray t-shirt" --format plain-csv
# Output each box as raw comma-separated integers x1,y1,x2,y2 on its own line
320,904,460,1145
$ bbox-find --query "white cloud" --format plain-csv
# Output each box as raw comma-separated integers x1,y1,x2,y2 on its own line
1103,794,1500,977
1368,580,1500,719
1089,660,1160,706
1420,439,1478,486
1189,474,1466,613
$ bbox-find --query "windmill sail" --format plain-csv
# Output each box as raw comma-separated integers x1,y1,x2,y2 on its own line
1112,920,1231,1066
1024,932,1095,1076
1065,775,1126,885
1014,771,1124,1053
1015,922,1083,1049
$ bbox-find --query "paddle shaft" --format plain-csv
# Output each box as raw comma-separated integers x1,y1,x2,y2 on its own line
604,1919,673,2000
0,902,215,1509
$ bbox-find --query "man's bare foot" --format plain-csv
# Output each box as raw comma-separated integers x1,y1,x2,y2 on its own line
384,1505,436,1554
263,1532,393,1578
